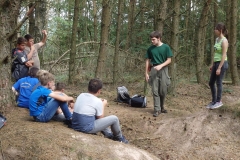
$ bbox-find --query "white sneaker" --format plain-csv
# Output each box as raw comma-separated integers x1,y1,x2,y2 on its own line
211,101,223,109
206,102,215,109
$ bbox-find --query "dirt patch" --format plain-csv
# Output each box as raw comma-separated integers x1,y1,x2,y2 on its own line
1,83,240,159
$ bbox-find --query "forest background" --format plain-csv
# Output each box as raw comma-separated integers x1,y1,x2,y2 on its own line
1,0,240,159
0,0,240,111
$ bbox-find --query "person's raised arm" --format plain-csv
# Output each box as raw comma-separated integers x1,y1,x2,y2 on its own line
38,30,47,47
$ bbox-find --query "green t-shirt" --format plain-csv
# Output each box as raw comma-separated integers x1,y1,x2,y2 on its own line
145,44,173,65
214,37,227,62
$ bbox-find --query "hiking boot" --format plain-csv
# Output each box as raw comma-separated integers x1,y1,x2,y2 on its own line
161,109,167,113
116,135,128,144
211,101,223,109
153,111,160,117
206,102,215,109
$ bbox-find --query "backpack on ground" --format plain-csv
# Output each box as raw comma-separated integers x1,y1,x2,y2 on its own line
116,86,147,108
0,113,7,129
129,94,147,108
116,86,131,104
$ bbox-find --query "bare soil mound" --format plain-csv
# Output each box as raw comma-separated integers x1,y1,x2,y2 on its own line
1,83,240,159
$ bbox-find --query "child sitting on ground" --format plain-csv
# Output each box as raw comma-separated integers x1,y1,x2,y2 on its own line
52,82,74,121
29,72,73,123
55,82,74,113
12,67,39,108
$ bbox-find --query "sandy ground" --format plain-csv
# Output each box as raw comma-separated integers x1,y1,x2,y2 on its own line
1,82,240,159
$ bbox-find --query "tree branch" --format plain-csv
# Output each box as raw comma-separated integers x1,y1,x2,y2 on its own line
6,3,37,41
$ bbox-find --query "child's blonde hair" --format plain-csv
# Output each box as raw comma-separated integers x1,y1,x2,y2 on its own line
38,72,55,86
36,70,49,79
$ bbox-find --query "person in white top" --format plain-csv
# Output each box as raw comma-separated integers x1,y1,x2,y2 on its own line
72,79,128,144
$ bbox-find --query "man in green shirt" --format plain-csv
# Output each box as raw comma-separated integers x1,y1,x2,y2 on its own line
145,31,173,117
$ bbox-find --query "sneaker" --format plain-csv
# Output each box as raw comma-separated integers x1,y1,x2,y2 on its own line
117,135,128,144
161,109,167,113
206,102,215,109
211,101,223,109
153,111,160,117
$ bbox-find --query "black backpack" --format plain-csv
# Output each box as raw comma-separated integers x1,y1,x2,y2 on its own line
129,94,147,108
116,86,147,108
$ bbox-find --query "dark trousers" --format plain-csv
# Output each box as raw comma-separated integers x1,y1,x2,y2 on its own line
209,61,228,102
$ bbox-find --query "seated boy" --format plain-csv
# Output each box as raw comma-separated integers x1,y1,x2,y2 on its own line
29,72,74,122
72,79,128,143
12,67,39,108
52,82,74,121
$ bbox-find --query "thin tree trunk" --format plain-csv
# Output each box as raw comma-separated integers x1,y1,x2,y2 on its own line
95,0,112,79
93,0,97,42
228,0,239,85
35,0,48,68
209,2,218,65
28,2,35,36
195,0,212,84
68,0,80,84
113,0,123,86
125,0,135,50
169,0,180,94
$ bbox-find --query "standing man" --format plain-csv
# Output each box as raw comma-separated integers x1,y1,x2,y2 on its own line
145,31,173,117
24,30,48,69
72,79,128,144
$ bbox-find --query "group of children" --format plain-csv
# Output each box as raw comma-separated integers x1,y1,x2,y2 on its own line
11,31,129,144
12,69,128,143
12,67,73,121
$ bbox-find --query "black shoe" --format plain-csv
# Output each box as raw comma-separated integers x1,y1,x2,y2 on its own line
161,109,167,113
153,111,160,117
113,135,128,144
64,119,72,128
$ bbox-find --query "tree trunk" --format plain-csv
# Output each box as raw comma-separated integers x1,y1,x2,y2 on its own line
125,0,135,50
228,0,239,85
195,0,212,84
93,0,97,42
0,0,22,113
113,0,123,85
95,0,111,79
68,0,80,84
35,0,48,68
28,2,35,36
155,0,168,33
168,0,180,94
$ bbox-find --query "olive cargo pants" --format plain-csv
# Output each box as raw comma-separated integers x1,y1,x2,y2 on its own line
149,66,171,112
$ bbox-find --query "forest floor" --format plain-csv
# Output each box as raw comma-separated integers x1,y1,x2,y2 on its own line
1,82,240,159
